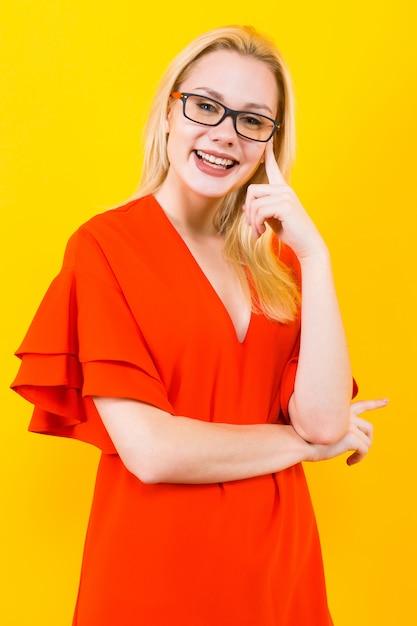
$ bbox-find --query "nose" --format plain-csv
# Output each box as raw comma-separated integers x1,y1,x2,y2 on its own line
207,114,238,144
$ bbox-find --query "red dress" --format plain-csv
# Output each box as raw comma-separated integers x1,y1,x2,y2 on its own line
12,195,333,625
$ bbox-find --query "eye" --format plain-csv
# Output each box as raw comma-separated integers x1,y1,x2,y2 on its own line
199,101,217,112
239,115,265,128
193,97,222,115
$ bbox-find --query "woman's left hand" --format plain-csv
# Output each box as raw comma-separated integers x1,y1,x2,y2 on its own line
309,398,388,466
243,140,326,261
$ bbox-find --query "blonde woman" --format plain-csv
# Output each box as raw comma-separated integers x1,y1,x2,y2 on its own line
12,25,387,625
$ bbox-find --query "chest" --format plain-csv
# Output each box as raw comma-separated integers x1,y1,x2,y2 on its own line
95,199,300,364
179,232,251,343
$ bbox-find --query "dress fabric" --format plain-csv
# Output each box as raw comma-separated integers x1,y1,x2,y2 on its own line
12,195,333,625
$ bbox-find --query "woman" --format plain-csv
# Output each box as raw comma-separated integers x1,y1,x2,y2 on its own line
12,25,387,625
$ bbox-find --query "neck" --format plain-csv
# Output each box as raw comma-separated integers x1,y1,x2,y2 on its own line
154,184,223,237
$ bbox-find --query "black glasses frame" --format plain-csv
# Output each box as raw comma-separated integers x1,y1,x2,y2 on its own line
170,92,280,142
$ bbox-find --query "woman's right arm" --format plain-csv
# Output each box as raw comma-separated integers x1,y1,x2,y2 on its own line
93,397,387,484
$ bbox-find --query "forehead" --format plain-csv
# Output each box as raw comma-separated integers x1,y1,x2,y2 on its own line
180,50,279,112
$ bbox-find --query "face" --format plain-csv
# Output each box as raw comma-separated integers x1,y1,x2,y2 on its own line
163,50,279,204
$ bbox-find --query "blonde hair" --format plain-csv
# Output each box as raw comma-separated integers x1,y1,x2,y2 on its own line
136,25,300,322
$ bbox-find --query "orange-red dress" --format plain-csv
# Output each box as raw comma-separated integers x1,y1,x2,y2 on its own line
12,195,333,625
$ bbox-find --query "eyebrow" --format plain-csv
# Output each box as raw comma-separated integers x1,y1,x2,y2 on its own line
193,87,275,116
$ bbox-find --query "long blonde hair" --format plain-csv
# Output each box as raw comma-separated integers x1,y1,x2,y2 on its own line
136,25,300,322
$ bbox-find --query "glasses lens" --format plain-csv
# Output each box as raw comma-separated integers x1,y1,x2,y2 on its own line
236,113,275,141
185,95,224,125
183,94,276,142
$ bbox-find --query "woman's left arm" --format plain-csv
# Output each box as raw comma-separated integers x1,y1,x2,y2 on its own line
244,141,351,444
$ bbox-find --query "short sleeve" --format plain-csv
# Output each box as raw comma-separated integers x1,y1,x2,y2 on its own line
279,356,299,423
279,358,359,426
11,227,174,453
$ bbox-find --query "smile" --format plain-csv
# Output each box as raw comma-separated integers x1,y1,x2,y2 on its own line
195,150,236,170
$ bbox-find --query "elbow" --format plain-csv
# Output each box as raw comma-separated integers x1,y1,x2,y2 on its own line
295,424,348,445
126,458,169,485
139,474,165,486
306,427,347,445
121,445,175,485
125,462,168,485
291,407,350,445
131,465,163,485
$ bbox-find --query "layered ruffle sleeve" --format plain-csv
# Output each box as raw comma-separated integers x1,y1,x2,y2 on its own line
11,226,174,453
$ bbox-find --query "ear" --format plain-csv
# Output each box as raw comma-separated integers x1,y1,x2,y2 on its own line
165,102,172,133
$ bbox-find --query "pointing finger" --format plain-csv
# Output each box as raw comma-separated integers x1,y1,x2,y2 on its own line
264,139,286,185
350,398,389,417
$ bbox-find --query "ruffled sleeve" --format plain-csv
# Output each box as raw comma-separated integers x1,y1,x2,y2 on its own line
11,226,174,453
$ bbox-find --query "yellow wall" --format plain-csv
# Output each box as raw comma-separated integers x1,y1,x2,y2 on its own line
1,1,415,624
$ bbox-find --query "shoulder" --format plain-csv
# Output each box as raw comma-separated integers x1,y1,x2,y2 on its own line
63,195,159,265
80,194,156,236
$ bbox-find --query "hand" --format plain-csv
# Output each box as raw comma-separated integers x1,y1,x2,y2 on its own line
310,398,388,465
243,141,326,260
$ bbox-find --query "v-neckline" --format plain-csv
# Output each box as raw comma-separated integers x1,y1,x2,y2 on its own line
153,196,252,345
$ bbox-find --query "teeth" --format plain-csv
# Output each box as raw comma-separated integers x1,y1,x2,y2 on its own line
196,150,234,168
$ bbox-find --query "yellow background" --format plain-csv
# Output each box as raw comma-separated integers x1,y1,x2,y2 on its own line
1,1,416,624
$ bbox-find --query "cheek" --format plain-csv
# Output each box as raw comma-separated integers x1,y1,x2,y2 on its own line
241,149,267,185
248,147,266,172
166,110,198,142
258,144,267,164
245,143,266,165
165,103,182,135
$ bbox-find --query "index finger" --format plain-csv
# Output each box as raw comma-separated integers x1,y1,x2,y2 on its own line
350,398,389,417
264,139,286,185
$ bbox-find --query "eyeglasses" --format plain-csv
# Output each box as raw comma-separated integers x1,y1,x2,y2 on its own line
170,92,280,142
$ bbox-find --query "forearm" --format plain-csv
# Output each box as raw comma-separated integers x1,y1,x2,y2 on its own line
290,249,352,443
147,417,313,484
94,397,313,484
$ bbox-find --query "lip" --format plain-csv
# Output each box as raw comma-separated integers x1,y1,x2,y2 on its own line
193,149,239,177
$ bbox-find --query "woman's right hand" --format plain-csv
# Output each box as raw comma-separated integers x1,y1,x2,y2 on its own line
309,398,389,466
